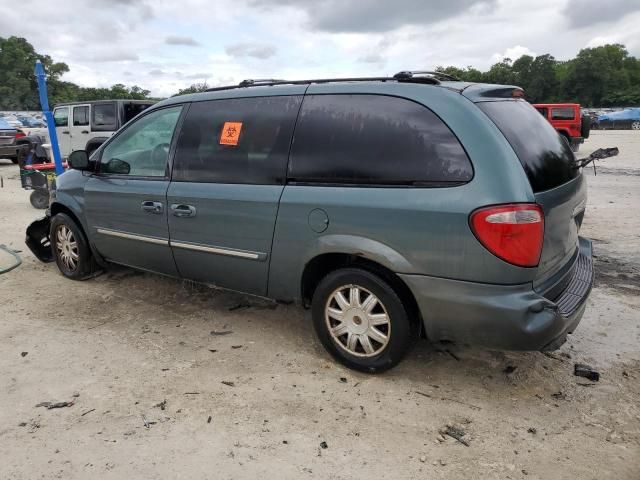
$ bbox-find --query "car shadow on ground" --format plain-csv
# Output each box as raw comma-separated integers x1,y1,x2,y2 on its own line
26,261,570,400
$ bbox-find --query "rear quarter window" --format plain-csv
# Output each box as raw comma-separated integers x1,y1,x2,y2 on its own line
478,100,578,193
288,94,473,186
551,107,576,120
92,103,117,131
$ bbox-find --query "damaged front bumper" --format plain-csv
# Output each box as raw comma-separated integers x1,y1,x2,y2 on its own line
25,215,53,262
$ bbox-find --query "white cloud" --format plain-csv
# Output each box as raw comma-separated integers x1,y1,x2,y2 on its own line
491,45,537,63
0,0,638,97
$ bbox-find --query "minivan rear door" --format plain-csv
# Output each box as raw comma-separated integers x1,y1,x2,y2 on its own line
477,100,586,283
167,94,304,296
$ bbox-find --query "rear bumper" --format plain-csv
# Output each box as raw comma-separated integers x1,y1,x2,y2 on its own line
400,237,593,351
0,144,18,157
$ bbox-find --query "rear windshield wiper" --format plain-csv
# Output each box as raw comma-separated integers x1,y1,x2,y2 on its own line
573,147,619,175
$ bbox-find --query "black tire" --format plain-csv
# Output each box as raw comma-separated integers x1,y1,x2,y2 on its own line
29,189,49,209
311,268,416,373
50,213,98,280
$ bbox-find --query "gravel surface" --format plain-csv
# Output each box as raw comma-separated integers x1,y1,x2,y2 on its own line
0,131,638,479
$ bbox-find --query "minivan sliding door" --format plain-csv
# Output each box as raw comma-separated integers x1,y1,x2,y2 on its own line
167,93,304,295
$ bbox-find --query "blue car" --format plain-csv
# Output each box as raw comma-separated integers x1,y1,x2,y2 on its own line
596,108,640,130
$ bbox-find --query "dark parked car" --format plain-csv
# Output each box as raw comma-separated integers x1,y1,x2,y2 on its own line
26,73,594,372
0,117,18,162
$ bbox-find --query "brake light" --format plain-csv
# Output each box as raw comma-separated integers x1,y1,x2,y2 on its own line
470,204,544,267
15,130,26,139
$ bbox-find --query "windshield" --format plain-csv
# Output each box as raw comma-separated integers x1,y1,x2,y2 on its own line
477,100,578,192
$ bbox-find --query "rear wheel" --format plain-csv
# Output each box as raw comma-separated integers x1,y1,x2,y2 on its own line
50,213,98,280
632,121,640,130
311,268,415,373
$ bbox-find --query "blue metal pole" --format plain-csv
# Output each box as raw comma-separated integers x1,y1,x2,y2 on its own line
34,60,64,175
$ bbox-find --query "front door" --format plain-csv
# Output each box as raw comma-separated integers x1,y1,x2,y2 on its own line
167,94,303,295
52,106,72,157
84,105,184,275
70,104,91,152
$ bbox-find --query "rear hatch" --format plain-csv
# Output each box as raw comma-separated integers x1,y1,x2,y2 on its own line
476,99,586,286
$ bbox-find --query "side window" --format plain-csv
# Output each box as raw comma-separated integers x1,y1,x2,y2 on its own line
173,96,302,184
73,106,89,126
551,108,575,120
99,106,182,177
536,107,548,117
288,94,473,185
53,107,69,127
92,103,117,131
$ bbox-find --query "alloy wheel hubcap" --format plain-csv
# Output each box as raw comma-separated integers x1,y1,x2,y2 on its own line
325,284,391,357
632,121,640,130
56,225,79,271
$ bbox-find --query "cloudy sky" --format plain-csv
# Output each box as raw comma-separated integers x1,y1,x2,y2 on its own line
2,0,639,97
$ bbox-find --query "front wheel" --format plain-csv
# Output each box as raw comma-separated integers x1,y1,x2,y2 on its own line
632,121,640,130
311,268,416,373
50,213,98,280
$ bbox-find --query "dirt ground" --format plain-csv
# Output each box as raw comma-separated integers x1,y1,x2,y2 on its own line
0,131,638,480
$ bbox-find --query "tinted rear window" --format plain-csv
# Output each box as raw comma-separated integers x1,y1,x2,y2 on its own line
92,103,117,131
289,94,472,185
551,107,575,120
477,100,578,192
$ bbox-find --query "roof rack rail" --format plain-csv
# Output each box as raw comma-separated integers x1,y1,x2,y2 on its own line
203,74,442,93
393,70,460,82
238,78,287,87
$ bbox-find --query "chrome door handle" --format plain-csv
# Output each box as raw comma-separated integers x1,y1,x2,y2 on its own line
171,204,196,218
141,200,163,214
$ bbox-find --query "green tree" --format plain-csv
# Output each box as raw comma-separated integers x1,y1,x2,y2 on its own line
563,44,631,106
0,36,69,110
173,82,210,96
0,36,153,109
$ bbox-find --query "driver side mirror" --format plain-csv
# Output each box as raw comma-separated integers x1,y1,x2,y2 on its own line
68,150,90,170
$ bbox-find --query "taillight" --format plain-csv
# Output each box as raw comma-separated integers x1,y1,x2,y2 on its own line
470,203,544,267
15,130,26,139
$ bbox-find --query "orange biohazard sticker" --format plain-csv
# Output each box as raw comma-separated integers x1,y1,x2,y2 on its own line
220,121,242,146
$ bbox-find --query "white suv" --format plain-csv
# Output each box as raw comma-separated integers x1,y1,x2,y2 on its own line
52,100,155,158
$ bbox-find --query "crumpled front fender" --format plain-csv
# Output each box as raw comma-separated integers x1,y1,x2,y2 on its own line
25,216,53,262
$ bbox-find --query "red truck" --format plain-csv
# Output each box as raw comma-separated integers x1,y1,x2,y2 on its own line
533,103,591,152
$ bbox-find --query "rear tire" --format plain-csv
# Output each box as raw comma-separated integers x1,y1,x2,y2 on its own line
50,213,98,280
311,268,416,373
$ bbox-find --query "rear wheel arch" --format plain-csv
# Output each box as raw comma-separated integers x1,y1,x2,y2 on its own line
300,253,423,333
